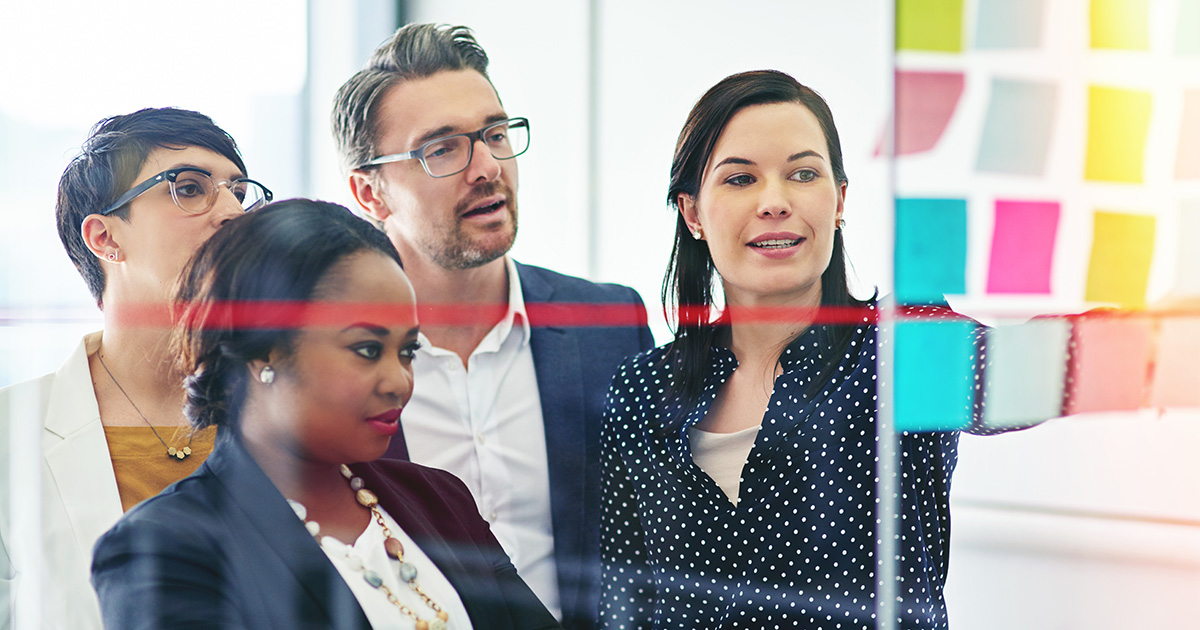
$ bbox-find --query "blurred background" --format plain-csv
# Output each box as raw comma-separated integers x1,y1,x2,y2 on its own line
1,0,1197,627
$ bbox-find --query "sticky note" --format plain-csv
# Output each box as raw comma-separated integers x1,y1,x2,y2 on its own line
974,0,1045,49
1091,0,1150,50
1065,315,1153,415
1149,317,1200,407
976,78,1057,176
894,320,977,432
1171,200,1200,295
895,198,968,304
1085,211,1156,308
1178,0,1200,55
987,200,1060,294
1176,90,1200,179
897,0,964,52
982,319,1071,428
878,71,965,157
1085,85,1152,183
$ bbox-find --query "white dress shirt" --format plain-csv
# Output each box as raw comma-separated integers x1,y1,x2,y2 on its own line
403,257,561,620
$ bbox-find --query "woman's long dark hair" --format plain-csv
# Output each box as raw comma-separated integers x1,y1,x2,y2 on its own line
172,199,403,431
662,70,870,421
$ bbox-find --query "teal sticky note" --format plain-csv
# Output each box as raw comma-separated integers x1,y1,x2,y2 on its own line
975,0,1045,49
894,320,977,432
976,79,1057,176
981,320,1070,428
895,198,968,304
1179,0,1200,55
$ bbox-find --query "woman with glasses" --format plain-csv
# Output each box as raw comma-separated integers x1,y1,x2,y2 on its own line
0,107,271,630
598,71,985,629
91,199,560,630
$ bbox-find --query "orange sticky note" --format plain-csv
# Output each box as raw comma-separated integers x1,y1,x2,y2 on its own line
1085,85,1152,183
1065,315,1153,415
1150,317,1200,407
1176,89,1200,180
1091,0,1150,49
1085,211,1155,308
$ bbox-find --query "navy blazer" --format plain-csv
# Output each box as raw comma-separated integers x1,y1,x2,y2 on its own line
384,262,654,629
91,429,561,630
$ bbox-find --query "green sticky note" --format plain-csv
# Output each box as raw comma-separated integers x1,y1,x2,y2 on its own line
897,0,965,52
895,198,968,305
894,320,977,432
982,320,1070,428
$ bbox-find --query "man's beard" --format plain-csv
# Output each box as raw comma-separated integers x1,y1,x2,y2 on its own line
422,180,518,271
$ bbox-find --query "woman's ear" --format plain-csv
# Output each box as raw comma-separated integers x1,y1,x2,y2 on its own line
81,214,121,262
836,181,848,226
679,193,703,239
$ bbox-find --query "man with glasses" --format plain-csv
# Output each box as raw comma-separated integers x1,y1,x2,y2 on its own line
0,107,270,630
332,23,653,629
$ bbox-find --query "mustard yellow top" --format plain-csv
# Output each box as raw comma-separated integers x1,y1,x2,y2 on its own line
103,425,218,512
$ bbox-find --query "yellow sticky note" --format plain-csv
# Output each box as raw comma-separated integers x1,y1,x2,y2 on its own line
1091,0,1150,50
897,0,964,52
1085,86,1152,183
1085,211,1156,308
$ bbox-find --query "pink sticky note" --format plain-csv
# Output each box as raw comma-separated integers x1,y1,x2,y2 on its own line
1065,315,1153,415
1149,317,1200,407
987,200,1060,294
877,71,965,156
1176,89,1200,180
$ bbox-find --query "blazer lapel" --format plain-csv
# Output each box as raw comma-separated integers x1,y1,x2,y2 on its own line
517,263,587,620
205,432,369,628
41,334,123,564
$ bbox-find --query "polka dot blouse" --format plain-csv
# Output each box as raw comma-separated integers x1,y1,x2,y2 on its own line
599,304,983,629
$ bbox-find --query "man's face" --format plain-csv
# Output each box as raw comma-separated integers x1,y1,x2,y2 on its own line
365,69,519,271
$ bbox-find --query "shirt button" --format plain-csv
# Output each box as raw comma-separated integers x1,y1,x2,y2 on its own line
488,511,498,521
475,433,486,445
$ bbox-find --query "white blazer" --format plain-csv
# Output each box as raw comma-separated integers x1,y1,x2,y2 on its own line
0,332,121,630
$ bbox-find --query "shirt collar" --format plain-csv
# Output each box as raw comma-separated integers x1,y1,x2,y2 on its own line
415,256,531,357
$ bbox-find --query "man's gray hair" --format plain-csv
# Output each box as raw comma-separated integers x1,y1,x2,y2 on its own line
331,23,491,174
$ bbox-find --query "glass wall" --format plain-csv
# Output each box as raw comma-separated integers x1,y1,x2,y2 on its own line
3,1,1198,627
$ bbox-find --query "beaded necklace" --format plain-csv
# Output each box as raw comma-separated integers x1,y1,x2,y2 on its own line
291,465,449,630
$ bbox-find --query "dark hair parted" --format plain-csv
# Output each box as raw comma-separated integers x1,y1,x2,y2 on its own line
663,69,870,412
174,199,402,431
55,108,247,306
331,23,491,174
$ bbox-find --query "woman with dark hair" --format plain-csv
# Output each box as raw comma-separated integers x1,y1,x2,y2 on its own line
598,70,971,629
0,107,272,629
91,199,560,630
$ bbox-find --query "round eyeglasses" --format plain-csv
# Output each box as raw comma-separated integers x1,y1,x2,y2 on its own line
99,167,274,216
358,117,531,178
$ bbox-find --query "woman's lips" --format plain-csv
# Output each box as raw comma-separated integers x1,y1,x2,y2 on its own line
366,408,402,436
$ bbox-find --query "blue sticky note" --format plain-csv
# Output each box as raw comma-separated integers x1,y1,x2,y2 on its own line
975,0,1045,49
976,79,1057,176
895,198,968,304
894,320,977,432
981,320,1070,428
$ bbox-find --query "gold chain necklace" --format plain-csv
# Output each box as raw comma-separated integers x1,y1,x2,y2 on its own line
292,465,450,630
96,352,193,460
